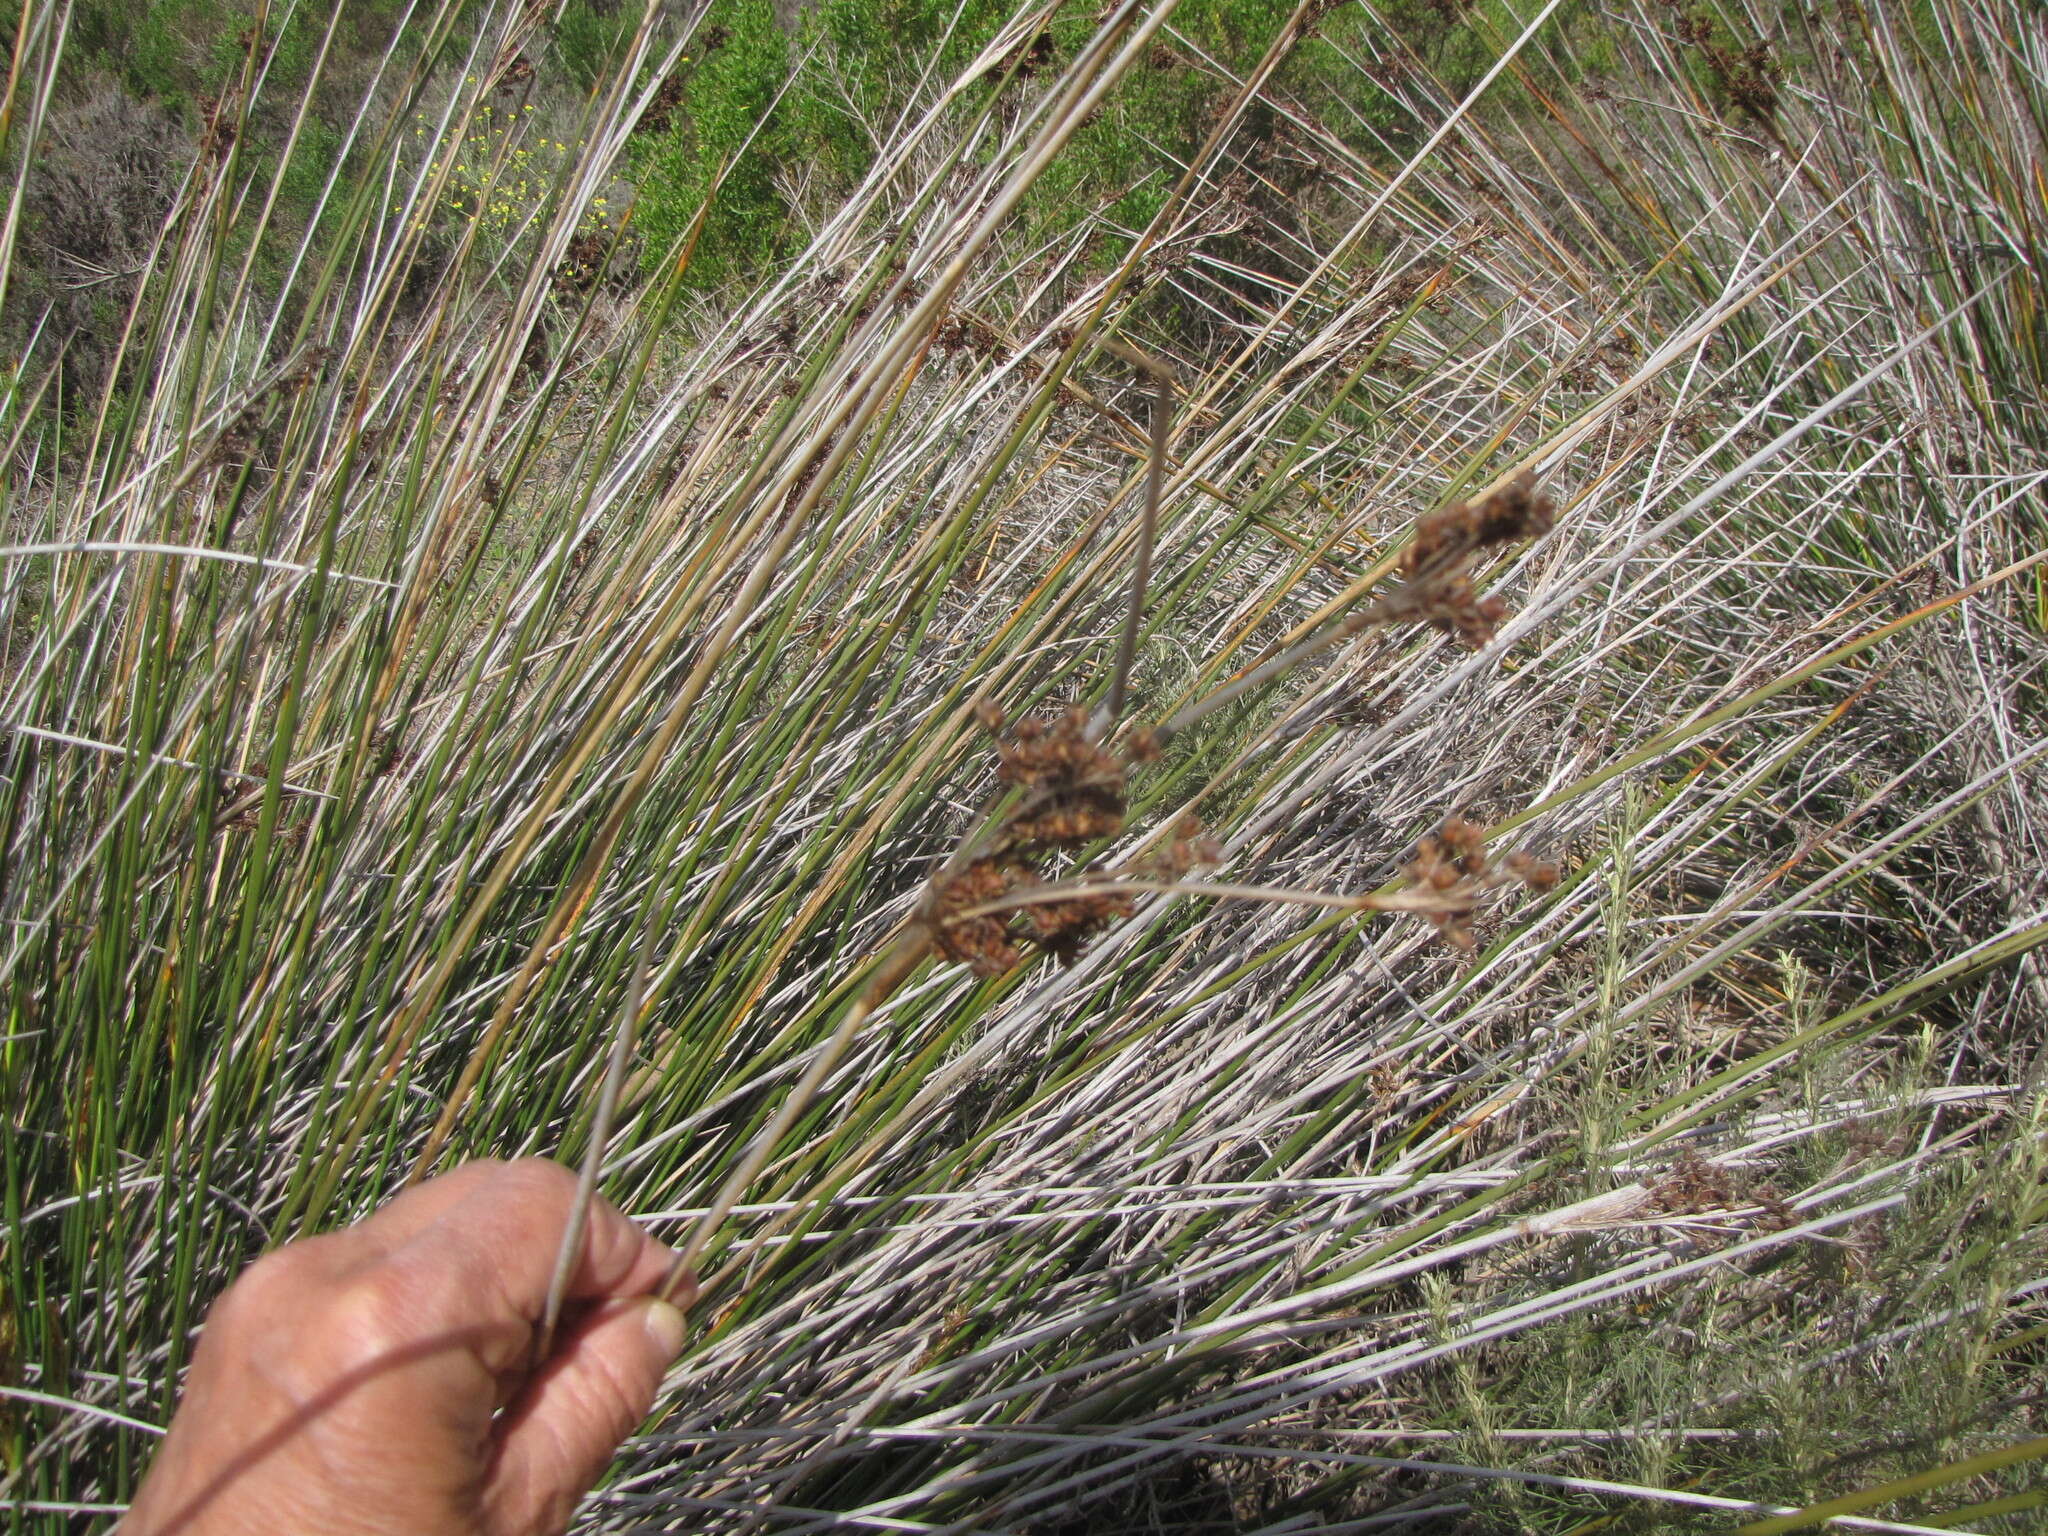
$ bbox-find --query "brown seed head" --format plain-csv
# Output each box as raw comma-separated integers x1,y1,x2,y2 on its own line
1650,1150,1738,1215
1394,472,1554,648
1503,850,1561,891
995,708,1126,850
1026,887,1136,967
1400,818,1558,951
1122,817,1221,883
1007,795,1125,847
1406,471,1556,578
928,858,1029,977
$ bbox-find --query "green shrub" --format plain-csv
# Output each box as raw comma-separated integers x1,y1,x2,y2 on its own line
553,0,639,90
628,0,790,284
625,0,1306,287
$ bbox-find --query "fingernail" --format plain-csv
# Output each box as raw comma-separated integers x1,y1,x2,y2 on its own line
643,1298,687,1360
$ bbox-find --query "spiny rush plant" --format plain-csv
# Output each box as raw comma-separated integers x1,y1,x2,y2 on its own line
2,0,2045,1531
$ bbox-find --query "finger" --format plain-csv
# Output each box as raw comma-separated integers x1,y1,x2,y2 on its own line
219,1164,519,1299
482,1296,686,1536
346,1158,517,1250
394,1159,677,1330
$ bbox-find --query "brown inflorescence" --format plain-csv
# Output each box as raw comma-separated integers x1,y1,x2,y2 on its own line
1649,1150,1740,1215
921,459,1562,980
928,858,1031,977
935,311,1010,363
1404,474,1553,566
996,707,1128,850
1024,884,1136,968
555,230,612,293
1402,816,1559,951
639,73,690,137
1131,817,1223,882
1397,471,1556,648
921,705,1148,978
1502,849,1561,891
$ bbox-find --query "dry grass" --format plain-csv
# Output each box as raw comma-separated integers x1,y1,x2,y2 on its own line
2,0,2045,1530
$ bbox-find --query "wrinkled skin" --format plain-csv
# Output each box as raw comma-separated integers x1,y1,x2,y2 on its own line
124,1159,695,1536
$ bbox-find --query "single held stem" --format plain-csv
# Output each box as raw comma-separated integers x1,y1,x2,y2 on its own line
534,897,660,1368
656,349,1181,1311
661,930,932,1304
934,345,1172,878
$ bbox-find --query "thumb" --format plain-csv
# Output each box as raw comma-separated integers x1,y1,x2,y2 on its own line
484,1296,687,1536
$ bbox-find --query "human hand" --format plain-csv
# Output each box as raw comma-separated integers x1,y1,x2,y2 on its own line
123,1158,695,1536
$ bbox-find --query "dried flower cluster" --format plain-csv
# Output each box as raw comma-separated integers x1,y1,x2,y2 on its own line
1392,471,1557,647
1661,0,1782,122
1131,817,1226,882
1562,330,1641,389
555,229,617,293
928,858,1034,977
995,706,1125,846
1648,1150,1802,1253
934,311,1010,363
898,469,1562,990
1019,883,1137,968
1647,1149,1740,1214
926,706,1143,976
1401,816,1558,951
